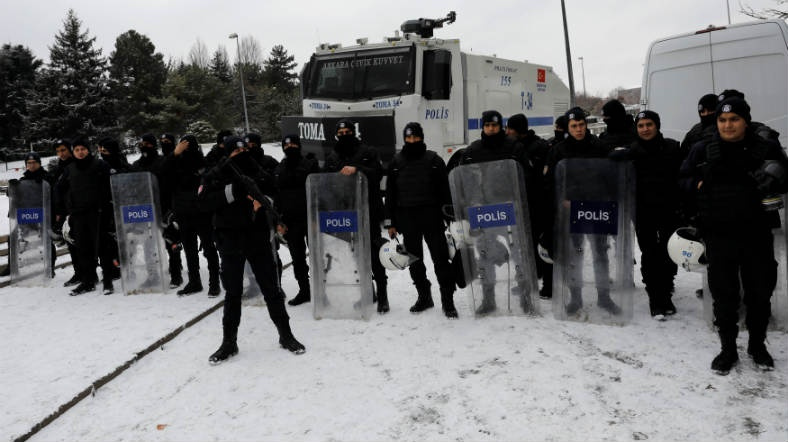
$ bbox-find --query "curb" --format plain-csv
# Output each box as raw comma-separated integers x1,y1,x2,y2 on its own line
14,299,225,442
13,259,296,441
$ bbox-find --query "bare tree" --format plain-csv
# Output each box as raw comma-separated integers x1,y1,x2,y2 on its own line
739,0,787,19
239,35,263,67
188,38,209,68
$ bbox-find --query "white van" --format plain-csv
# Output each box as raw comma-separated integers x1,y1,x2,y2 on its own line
641,19,788,147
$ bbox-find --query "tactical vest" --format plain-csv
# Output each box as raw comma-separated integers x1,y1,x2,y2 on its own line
390,150,440,207
698,139,767,229
67,158,105,213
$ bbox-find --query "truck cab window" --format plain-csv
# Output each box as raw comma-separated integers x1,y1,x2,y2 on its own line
422,49,452,100
305,47,415,101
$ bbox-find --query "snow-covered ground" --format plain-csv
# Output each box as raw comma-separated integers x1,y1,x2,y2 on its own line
2,144,787,441
2,240,787,441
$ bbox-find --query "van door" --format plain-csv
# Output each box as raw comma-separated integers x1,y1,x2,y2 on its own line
643,33,713,142
710,22,788,146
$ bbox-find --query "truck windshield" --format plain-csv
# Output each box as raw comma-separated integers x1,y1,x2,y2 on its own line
304,47,415,100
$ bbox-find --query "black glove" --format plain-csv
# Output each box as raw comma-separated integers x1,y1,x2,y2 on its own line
753,170,778,195
753,160,787,195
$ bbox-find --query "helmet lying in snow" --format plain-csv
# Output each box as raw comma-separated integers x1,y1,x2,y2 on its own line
667,227,707,272
379,239,419,271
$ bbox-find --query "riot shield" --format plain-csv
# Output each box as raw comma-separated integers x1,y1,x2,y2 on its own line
552,158,635,325
110,172,167,294
8,180,52,285
773,202,788,330
306,172,372,320
448,159,539,317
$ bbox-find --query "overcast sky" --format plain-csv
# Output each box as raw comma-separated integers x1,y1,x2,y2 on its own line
1,0,781,96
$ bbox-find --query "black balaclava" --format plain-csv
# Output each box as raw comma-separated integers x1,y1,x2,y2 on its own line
160,133,176,156
335,118,358,157
698,94,718,128
282,134,302,161
402,122,426,159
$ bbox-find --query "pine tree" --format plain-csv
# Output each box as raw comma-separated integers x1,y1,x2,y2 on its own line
158,63,233,134
26,9,114,141
209,47,232,83
108,30,167,134
262,45,298,93
0,44,41,149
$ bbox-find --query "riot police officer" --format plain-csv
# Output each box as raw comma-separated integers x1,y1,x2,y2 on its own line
680,97,788,374
163,135,221,296
199,136,305,364
131,133,184,289
274,134,320,306
609,110,683,318
385,122,457,318
460,110,536,315
506,113,552,300
56,138,114,295
544,107,621,315
323,119,389,313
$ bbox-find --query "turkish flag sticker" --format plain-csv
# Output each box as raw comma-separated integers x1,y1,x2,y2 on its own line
537,68,546,83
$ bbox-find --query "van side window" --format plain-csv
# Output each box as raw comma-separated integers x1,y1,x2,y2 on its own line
422,50,452,100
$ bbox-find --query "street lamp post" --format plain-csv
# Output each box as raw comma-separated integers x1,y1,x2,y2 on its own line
229,33,250,134
578,56,586,97
560,0,576,107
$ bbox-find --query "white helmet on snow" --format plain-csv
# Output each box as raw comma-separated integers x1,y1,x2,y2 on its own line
379,239,419,271
667,227,707,272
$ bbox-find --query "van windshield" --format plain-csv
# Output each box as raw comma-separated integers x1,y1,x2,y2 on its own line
304,47,415,100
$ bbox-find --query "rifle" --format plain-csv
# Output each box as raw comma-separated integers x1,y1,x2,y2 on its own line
224,159,279,224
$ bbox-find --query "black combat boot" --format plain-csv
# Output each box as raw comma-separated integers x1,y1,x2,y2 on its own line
376,279,389,314
748,329,774,371
63,273,81,287
276,323,306,354
565,289,583,315
410,283,435,313
178,274,203,296
747,342,774,371
169,272,183,289
440,287,458,319
208,270,221,297
662,297,677,316
209,330,239,365
288,278,311,306
102,280,114,295
596,289,621,315
169,255,183,288
711,328,739,375
648,289,666,320
70,281,96,296
475,285,497,315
